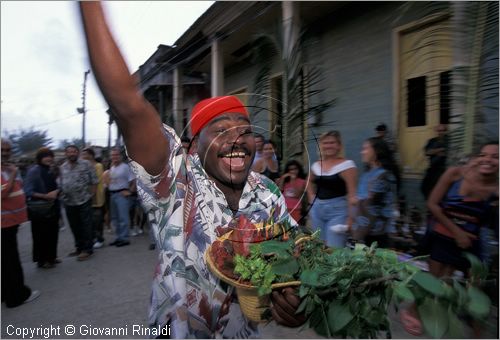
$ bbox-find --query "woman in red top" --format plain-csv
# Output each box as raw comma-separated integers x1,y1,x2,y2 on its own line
1,139,40,308
277,160,307,224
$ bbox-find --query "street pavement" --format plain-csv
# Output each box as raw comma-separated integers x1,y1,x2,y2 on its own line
1,222,494,339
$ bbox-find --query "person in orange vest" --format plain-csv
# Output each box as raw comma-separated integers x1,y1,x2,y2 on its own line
1,138,40,307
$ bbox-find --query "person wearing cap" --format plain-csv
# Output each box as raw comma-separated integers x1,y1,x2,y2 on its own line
79,2,304,338
81,147,106,249
374,123,397,156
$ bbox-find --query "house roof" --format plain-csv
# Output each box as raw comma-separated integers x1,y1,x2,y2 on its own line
136,2,349,89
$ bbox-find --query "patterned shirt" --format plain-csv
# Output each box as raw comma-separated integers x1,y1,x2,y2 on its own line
59,159,98,206
129,125,295,339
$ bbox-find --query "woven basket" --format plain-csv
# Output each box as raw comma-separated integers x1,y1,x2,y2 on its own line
205,243,301,322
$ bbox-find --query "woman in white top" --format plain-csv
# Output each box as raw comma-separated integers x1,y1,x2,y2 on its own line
307,131,357,247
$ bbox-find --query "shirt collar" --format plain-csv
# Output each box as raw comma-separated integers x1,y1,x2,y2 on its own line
190,154,267,207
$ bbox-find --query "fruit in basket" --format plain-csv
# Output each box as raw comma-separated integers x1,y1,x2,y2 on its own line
210,239,239,280
230,215,258,257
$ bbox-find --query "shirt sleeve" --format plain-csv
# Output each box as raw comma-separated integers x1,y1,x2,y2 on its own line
342,159,357,170
23,166,38,198
90,163,99,185
127,163,136,182
127,124,185,210
268,178,298,229
424,138,435,152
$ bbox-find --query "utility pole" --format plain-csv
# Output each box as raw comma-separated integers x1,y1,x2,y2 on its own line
106,108,114,152
77,70,91,147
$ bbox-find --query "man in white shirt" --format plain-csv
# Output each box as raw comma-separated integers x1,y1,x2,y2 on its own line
108,147,135,247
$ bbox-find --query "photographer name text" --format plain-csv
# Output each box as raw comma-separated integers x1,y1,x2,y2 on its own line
5,324,170,338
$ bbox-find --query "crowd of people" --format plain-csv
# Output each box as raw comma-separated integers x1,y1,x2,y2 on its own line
1,139,154,308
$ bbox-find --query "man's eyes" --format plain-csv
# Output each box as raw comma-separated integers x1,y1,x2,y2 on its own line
213,126,252,135
241,127,253,135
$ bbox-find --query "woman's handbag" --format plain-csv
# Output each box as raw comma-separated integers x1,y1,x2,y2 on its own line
27,200,55,220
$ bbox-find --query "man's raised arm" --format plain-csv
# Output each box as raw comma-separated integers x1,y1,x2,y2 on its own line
79,1,168,175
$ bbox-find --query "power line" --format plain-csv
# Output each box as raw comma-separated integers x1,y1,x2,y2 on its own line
26,114,81,128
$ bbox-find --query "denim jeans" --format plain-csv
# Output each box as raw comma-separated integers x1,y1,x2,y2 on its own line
110,192,130,242
310,196,348,248
65,199,94,253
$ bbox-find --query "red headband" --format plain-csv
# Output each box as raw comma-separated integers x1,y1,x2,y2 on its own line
190,96,249,136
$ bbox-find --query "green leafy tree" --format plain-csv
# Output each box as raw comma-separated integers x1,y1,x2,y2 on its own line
7,128,53,155
250,22,335,167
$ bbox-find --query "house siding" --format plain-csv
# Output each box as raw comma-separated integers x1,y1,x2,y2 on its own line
300,2,456,207
225,51,284,140
303,2,450,166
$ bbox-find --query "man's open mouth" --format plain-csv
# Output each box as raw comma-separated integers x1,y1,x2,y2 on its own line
220,152,248,171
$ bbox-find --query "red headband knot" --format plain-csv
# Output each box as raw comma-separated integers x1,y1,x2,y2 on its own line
190,96,249,136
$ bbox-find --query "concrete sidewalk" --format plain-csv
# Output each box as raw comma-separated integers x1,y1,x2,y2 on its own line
1,222,494,339
2,222,156,339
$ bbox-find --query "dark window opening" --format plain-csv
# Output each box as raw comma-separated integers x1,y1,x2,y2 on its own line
183,109,188,132
270,76,283,161
407,76,426,127
439,71,451,124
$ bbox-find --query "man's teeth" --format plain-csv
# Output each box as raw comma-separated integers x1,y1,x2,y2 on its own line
223,152,246,158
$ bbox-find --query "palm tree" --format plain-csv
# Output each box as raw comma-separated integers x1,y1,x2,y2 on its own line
450,1,498,157
249,21,335,167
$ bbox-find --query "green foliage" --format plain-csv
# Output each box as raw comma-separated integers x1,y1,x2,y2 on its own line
463,252,489,282
234,246,276,296
232,232,492,338
7,128,52,155
249,28,336,165
412,271,447,297
466,286,491,319
418,297,449,339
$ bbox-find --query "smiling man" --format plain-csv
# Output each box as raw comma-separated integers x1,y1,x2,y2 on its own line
79,2,304,338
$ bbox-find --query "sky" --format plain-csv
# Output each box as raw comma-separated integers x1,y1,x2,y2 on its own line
1,1,214,148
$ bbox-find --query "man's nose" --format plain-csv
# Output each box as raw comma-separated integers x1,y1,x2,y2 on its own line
225,127,245,144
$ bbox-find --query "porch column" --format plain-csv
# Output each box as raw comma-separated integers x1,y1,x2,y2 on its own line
211,39,224,97
282,2,300,60
173,67,184,135
282,1,302,165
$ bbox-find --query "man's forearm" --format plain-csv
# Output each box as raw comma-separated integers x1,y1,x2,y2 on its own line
80,3,134,111
78,1,169,175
